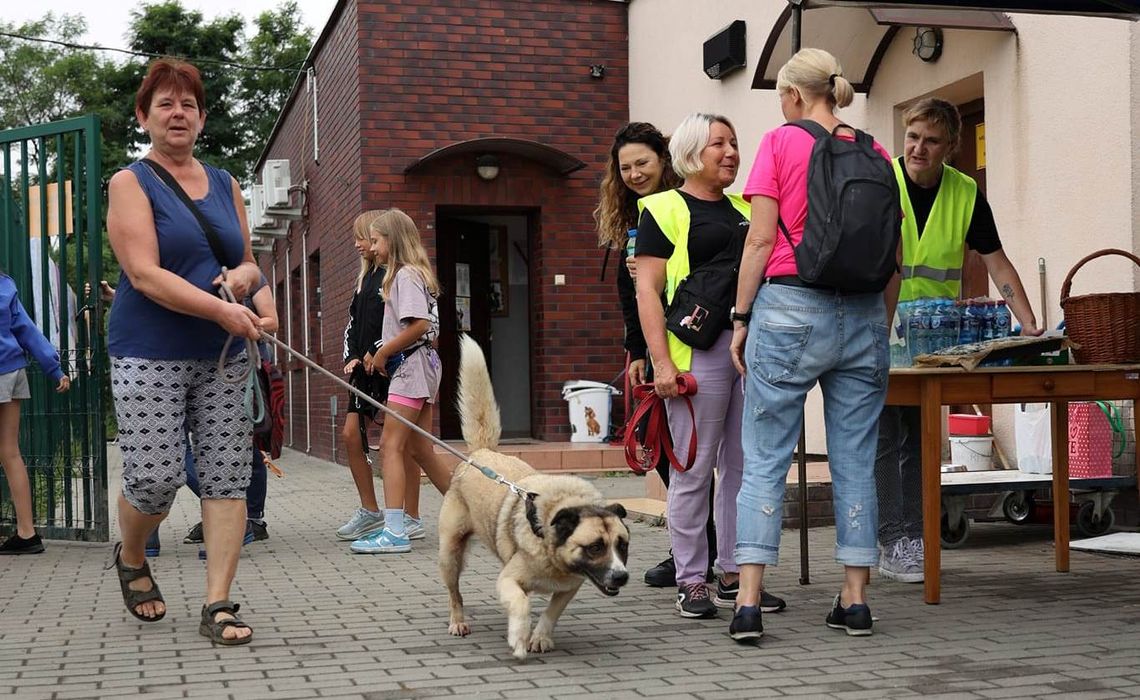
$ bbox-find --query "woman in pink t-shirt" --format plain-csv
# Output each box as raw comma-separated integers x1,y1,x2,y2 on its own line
727,48,895,643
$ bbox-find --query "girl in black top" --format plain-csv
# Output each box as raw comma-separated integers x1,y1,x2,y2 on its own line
336,211,392,541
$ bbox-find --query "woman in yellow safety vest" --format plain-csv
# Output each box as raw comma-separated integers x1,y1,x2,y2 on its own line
874,98,1042,585
635,112,786,621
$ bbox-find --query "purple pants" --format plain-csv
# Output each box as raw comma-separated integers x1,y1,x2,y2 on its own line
665,331,743,586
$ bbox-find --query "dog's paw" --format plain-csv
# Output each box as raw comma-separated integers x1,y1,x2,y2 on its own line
510,641,528,660
448,621,470,637
527,631,555,653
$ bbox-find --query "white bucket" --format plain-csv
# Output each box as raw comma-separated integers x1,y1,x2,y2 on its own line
561,380,620,443
949,435,993,471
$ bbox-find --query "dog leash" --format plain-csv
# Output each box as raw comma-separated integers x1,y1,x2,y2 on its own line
623,374,698,474
257,333,535,502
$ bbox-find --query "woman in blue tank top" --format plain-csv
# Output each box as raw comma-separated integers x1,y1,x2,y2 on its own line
105,58,267,645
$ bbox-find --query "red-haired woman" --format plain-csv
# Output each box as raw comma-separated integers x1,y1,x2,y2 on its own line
105,59,266,645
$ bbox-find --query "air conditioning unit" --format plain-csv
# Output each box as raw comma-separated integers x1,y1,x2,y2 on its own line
262,159,292,207
249,184,275,229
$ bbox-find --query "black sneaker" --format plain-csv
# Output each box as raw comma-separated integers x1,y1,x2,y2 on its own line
644,555,676,587
184,522,204,544
825,594,873,636
0,533,44,555
714,577,738,608
760,589,787,613
715,578,788,612
248,520,269,542
729,606,763,643
675,582,718,619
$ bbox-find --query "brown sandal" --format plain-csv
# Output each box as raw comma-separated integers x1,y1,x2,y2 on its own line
199,600,253,645
109,542,166,622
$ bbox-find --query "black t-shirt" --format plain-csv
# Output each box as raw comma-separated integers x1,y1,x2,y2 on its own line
635,190,750,266
898,157,1002,255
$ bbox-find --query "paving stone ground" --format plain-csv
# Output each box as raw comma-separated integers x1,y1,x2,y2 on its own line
2,446,1140,699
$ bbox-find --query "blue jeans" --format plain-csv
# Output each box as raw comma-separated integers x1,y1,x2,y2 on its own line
735,282,889,567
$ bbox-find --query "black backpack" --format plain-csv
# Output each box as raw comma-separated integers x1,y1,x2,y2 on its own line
777,120,900,293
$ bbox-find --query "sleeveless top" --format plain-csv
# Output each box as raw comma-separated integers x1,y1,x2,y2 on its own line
108,161,246,360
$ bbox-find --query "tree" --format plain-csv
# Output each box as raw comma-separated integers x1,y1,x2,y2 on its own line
234,2,312,180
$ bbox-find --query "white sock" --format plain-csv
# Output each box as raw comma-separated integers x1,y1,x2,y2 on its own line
385,509,406,536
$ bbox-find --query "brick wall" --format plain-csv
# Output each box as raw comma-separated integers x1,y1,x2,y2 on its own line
258,0,631,462
256,1,363,459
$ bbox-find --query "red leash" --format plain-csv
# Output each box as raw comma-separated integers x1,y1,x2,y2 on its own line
623,373,698,474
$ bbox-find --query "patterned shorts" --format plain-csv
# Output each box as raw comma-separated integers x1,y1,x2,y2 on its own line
111,354,253,514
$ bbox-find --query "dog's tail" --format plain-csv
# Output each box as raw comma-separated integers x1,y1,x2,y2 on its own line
458,334,501,451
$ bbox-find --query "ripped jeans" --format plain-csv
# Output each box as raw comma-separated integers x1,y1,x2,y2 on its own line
735,282,889,568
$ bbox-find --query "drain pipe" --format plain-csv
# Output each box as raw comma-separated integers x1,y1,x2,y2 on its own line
284,245,294,448
302,226,311,453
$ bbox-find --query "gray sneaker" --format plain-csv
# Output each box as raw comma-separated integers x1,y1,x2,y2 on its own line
336,508,385,541
404,516,426,541
878,537,923,583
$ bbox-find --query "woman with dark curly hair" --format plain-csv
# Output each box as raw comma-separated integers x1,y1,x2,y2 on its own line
595,123,705,590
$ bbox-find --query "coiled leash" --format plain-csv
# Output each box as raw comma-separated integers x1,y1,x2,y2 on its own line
623,373,699,475
255,332,536,504
214,271,266,427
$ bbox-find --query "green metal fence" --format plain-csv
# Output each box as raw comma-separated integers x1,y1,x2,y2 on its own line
0,115,108,542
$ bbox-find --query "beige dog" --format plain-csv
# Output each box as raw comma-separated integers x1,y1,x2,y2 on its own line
439,336,630,659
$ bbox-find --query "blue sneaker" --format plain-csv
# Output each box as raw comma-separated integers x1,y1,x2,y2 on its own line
825,594,873,637
350,527,411,554
145,528,161,558
404,516,426,541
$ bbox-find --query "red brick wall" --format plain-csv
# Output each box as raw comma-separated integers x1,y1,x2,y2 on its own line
259,0,631,462
256,1,363,459
357,0,631,442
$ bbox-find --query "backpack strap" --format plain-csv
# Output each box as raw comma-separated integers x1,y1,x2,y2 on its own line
787,119,829,140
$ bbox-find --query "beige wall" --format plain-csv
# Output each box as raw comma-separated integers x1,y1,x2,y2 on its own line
630,3,1138,456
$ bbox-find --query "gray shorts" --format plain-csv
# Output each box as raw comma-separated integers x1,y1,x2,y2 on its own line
0,369,31,403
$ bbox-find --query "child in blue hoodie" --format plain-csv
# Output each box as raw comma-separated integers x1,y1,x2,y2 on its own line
0,271,70,554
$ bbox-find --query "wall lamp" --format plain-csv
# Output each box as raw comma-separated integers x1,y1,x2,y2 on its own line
476,154,500,181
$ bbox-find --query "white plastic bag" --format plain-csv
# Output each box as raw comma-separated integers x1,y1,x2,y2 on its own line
1015,403,1052,474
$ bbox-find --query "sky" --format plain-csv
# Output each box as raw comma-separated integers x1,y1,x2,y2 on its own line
3,0,339,52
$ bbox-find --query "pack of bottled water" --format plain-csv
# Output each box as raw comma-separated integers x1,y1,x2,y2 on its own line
890,296,1012,367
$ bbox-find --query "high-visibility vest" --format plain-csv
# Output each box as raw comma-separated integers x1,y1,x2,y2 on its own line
894,160,977,302
638,189,750,372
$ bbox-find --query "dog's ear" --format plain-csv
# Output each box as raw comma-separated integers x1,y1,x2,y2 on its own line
550,507,580,547
606,503,627,520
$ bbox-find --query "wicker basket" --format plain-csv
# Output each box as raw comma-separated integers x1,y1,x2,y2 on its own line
1059,248,1140,365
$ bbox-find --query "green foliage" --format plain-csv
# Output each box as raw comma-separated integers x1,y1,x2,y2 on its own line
1,2,314,183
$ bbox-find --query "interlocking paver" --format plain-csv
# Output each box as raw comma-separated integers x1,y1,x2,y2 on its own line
3,445,1140,700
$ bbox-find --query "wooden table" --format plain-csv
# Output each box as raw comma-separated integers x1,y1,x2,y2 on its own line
885,364,1140,604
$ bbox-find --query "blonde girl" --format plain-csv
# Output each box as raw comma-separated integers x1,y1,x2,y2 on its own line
337,210,425,542
350,208,452,554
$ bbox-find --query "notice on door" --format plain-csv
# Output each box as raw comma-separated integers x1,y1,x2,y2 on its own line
975,122,986,170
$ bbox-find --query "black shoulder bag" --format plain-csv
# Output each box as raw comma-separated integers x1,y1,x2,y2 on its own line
663,234,744,351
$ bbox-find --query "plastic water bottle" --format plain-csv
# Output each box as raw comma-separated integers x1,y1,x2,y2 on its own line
929,300,946,352
994,301,1011,339
906,299,931,359
980,301,997,342
941,299,961,349
626,228,637,259
891,302,911,367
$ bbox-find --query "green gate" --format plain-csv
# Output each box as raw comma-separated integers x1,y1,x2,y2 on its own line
0,115,108,542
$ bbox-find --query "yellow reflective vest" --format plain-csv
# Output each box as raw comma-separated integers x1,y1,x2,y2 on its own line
638,189,751,372
894,159,977,302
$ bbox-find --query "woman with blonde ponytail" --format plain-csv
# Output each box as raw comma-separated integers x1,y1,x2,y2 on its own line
728,48,895,643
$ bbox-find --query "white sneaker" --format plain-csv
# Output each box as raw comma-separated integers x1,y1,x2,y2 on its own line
878,537,923,583
336,508,385,541
404,516,426,540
